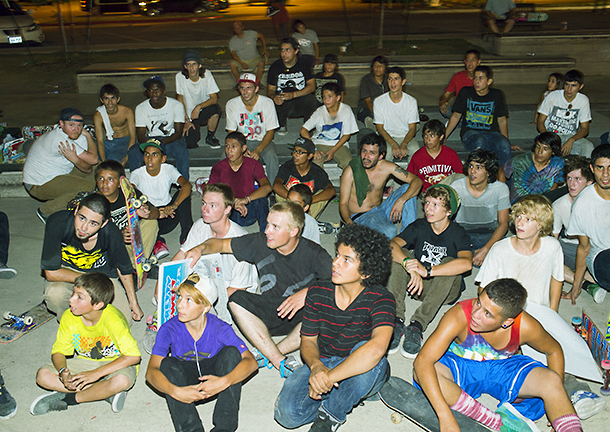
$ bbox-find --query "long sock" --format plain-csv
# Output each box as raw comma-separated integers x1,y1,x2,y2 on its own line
450,390,502,431
551,414,582,432
63,392,78,405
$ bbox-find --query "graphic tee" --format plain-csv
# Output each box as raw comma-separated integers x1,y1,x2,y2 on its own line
225,95,279,142
135,97,185,137
267,57,313,93
538,90,591,136
276,159,331,194
453,87,508,138
302,102,359,148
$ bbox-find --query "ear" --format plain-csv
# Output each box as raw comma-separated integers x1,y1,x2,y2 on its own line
307,153,314,161
500,317,515,329
161,154,168,163
223,204,232,217
203,305,212,315
579,83,585,91
440,134,445,142
92,301,105,311
116,96,121,103
487,77,493,86
401,79,407,87
303,203,310,213
290,226,299,238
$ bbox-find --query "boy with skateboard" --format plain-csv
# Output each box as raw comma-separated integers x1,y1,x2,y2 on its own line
413,278,582,432
93,84,136,165
274,224,395,431
146,273,257,432
31,272,141,415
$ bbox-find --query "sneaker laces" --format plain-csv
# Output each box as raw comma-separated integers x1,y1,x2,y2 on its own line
48,398,68,412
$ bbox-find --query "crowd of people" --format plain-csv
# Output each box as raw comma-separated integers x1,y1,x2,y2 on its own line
1,19,609,432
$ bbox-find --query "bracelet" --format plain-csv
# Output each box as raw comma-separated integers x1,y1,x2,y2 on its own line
58,367,67,377
401,257,412,270
247,196,251,204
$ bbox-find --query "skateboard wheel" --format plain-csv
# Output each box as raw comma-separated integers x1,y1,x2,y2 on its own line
3,311,11,320
133,199,142,209
140,195,148,204
390,413,402,424
23,316,34,326
142,263,152,272
149,256,158,265
602,360,610,371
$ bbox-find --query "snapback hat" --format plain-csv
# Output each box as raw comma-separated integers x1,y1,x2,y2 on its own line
181,275,218,306
289,136,315,154
237,72,259,86
143,75,165,89
139,138,164,154
60,107,84,122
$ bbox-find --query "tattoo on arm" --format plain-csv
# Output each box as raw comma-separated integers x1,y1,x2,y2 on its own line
393,166,408,178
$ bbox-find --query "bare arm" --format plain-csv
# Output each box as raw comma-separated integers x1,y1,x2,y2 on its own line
312,183,336,204
561,121,590,156
136,126,148,144
192,93,219,121
126,108,137,150
497,165,507,183
273,177,290,199
400,123,418,147
159,176,192,219
250,130,275,157
321,133,351,162
338,166,355,224
234,177,272,207
497,116,509,139
44,268,84,283
93,111,106,161
444,112,462,141
521,313,565,381
257,32,269,57
537,113,548,133
161,123,184,145
472,208,508,266
375,124,400,155
549,277,562,312
184,237,234,266
439,90,455,114
364,97,374,113
567,235,590,304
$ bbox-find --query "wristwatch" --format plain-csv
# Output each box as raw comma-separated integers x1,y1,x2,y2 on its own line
423,262,432,278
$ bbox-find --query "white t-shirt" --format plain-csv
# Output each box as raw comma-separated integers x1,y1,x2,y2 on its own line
229,30,260,61
552,194,577,244
373,92,419,139
302,102,359,148
302,213,320,245
225,95,279,142
23,125,89,186
567,184,610,279
180,219,258,324
135,97,185,137
452,178,511,232
538,90,591,137
129,164,181,207
175,71,220,120
292,29,319,57
476,236,564,307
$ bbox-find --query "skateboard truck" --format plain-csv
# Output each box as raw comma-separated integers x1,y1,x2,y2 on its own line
601,360,610,396
3,311,34,329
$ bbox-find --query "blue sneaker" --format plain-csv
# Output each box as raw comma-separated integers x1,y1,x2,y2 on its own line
279,355,302,379
251,348,273,369
495,402,540,432
571,390,606,419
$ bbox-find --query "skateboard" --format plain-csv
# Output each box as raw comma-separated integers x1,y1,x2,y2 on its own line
21,125,95,141
515,12,548,22
0,302,54,343
379,376,490,431
582,310,610,367
318,221,339,235
119,176,156,290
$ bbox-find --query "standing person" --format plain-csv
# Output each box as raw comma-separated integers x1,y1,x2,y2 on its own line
0,211,17,279
451,149,510,266
291,19,319,72
537,69,594,157
229,21,269,86
23,108,98,220
145,274,257,432
301,82,358,169
128,76,190,180
439,50,481,118
268,2,291,42
225,73,280,183
176,49,221,150
374,66,420,162
445,66,514,167
41,194,144,324
274,224,395,431
208,132,272,232
388,185,472,358
357,56,389,127
266,37,317,136
565,144,610,302
313,53,345,107
93,84,136,165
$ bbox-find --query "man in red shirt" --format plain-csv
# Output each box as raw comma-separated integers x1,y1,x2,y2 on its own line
439,50,481,118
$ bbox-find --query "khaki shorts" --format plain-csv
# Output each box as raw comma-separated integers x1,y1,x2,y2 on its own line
230,56,263,72
43,357,138,389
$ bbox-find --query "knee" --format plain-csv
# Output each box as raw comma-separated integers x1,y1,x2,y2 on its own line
159,357,182,382
108,373,132,392
216,346,242,373
36,367,53,388
274,394,303,429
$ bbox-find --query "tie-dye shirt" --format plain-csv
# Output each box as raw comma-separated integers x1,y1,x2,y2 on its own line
503,153,564,203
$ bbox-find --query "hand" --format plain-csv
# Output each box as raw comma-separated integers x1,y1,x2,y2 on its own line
190,107,202,122
198,375,230,399
122,226,132,244
511,144,523,151
245,149,260,160
406,270,424,296
137,204,151,219
70,369,100,391
184,246,203,268
313,150,325,166
561,139,574,156
58,141,78,163
273,95,285,106
59,369,77,391
562,285,582,305
131,302,144,321
308,364,336,399
391,145,402,160
324,149,335,163
390,199,405,223
240,61,250,70
472,247,489,267
173,384,208,404
120,155,129,166
183,120,195,135
234,202,248,217
160,205,177,219
405,259,428,280
440,102,450,115
277,289,307,319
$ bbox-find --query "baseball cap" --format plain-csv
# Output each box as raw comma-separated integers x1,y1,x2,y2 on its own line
183,49,202,65
289,136,315,154
59,107,84,122
139,138,164,154
143,75,165,89
237,72,259,86
427,184,461,217
181,276,218,306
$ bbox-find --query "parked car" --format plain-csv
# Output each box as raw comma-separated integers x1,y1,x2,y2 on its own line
139,0,228,16
0,1,45,46
80,0,137,15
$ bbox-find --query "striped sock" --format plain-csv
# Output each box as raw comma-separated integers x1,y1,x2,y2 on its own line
450,390,502,430
551,414,582,432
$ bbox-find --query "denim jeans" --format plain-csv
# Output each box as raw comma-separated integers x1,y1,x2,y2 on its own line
246,139,279,184
354,183,418,239
468,230,494,252
160,346,242,432
274,341,390,427
104,135,130,163
230,196,269,232
461,130,511,168
128,136,191,180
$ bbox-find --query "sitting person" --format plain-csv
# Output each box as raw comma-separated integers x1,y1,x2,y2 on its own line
451,149,510,266
439,49,481,118
301,82,358,169
484,0,516,34
357,55,389,127
339,133,422,239
476,194,563,311
408,119,463,193
414,278,581,432
291,19,319,73
286,183,320,244
208,132,271,232
130,140,193,257
388,185,472,358
228,21,268,86
313,53,345,107
145,273,257,432
499,132,565,203
31,272,141,415
93,84,136,165
274,224,395,431
184,202,332,377
273,136,336,219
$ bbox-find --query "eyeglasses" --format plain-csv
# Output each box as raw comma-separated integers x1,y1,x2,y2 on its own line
292,149,308,156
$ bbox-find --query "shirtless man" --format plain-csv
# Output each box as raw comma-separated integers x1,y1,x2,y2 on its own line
93,84,136,166
339,133,422,239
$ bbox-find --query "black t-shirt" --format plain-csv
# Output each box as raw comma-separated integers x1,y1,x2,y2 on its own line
41,210,134,278
108,188,153,231
313,71,346,104
301,281,396,359
397,218,470,266
231,232,332,298
452,86,508,138
276,160,331,195
267,57,313,93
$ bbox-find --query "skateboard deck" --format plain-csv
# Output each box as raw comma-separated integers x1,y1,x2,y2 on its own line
120,176,148,290
21,124,95,141
582,310,610,367
379,376,490,432
0,302,54,343
516,12,548,22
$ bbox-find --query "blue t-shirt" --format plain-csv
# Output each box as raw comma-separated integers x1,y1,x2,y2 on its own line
152,314,248,361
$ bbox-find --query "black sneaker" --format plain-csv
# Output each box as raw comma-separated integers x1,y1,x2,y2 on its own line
401,324,423,359
205,135,221,149
30,391,68,416
388,318,406,355
0,262,17,280
309,409,341,432
0,376,17,420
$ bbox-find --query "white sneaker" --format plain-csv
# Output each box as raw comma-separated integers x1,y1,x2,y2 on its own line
571,390,606,419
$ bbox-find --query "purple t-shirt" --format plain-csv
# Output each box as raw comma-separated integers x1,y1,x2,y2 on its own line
152,314,248,361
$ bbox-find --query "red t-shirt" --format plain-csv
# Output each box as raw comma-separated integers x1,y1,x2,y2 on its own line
208,157,267,199
407,145,463,193
445,70,474,96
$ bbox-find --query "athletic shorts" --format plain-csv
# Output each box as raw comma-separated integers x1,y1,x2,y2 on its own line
229,290,303,336
43,357,138,389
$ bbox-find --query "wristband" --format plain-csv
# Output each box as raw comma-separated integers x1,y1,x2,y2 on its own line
247,196,251,204
58,367,67,377
401,257,412,270
423,262,432,278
